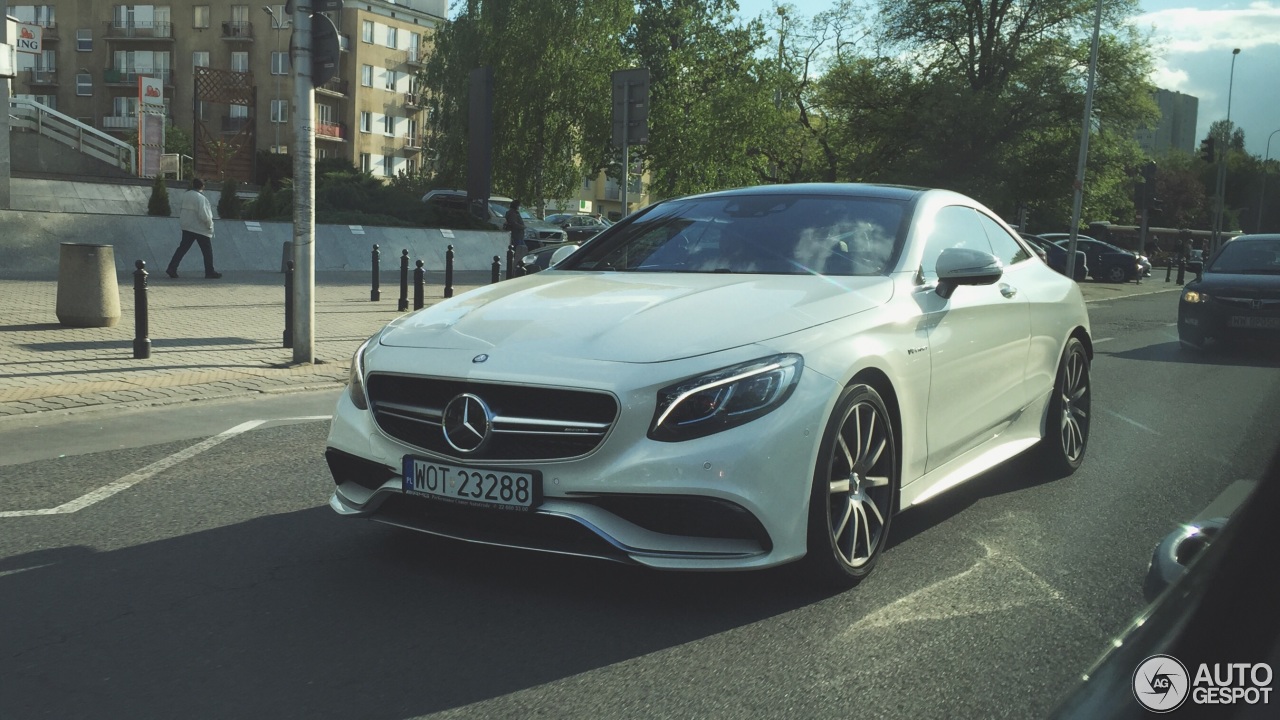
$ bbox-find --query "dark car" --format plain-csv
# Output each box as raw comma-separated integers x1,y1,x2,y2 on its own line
544,213,613,243
1050,448,1280,720
422,190,568,247
1021,233,1089,281
1044,234,1149,283
1177,234,1280,349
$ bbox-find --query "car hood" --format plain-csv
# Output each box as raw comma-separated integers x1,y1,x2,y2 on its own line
1191,272,1280,296
378,272,894,363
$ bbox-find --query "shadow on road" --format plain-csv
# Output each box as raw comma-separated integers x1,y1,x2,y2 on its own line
1100,340,1280,369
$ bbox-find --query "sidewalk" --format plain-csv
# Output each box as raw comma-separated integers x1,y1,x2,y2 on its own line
0,271,1182,421
0,270,490,420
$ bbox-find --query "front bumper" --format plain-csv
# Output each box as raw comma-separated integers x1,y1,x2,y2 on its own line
324,358,838,570
1179,296,1280,342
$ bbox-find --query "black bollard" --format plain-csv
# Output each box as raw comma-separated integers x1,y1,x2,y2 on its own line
283,260,295,348
506,245,515,280
1165,259,1173,283
371,244,381,302
445,245,455,298
1176,258,1185,285
133,260,151,359
398,249,410,311
491,255,501,284
414,259,425,310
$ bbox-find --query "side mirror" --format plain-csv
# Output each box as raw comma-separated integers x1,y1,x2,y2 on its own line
935,248,1003,299
549,244,579,267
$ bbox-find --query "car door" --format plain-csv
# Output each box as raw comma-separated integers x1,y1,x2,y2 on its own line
915,205,1033,472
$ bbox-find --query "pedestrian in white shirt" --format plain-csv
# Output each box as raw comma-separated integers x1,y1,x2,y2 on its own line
166,177,221,279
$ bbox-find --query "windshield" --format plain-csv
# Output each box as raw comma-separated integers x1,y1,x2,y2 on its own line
561,193,907,275
489,201,534,221
1207,238,1280,274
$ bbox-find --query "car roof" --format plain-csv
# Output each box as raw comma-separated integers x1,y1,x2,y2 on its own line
683,183,927,203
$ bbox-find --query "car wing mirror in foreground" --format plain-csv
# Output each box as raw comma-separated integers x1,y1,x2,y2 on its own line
935,248,1003,299
549,244,579,267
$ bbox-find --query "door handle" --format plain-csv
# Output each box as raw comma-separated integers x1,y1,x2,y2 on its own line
1000,284,1018,299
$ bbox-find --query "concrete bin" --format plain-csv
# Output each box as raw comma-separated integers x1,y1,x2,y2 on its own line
56,243,121,328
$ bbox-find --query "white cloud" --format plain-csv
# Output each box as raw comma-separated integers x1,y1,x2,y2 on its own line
1150,64,1192,92
1134,4,1280,54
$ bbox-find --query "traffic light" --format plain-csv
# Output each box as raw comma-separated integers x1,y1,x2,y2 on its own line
1199,137,1216,163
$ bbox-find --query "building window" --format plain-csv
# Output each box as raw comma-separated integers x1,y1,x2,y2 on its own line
385,26,397,49
193,51,210,70
360,153,372,173
193,5,209,28
196,100,211,121
271,99,288,123
382,155,392,177
268,5,287,28
272,51,288,75
231,104,248,119
384,69,397,91
383,114,395,136
317,103,334,124
361,64,372,87
76,28,92,52
76,72,92,95
318,148,331,159
406,159,416,175
231,52,249,73
361,20,373,43
360,112,371,133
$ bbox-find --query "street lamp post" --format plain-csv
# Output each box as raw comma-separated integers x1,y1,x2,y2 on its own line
1258,128,1280,232
1212,48,1241,253
262,5,283,153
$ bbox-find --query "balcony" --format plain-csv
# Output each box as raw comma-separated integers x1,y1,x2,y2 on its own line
101,116,139,130
339,34,351,52
104,68,173,86
103,20,173,41
386,47,427,68
402,136,421,154
316,122,347,141
29,21,58,40
221,20,254,41
222,116,252,133
316,77,348,98
404,92,426,110
26,68,59,86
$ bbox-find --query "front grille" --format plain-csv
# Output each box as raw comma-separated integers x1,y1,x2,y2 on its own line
1217,296,1280,310
367,374,619,461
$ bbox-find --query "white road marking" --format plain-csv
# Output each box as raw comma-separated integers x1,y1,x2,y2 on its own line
1100,407,1161,435
1093,337,1114,344
0,420,266,518
0,563,54,578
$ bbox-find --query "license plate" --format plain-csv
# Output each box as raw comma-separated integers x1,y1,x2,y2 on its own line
1229,316,1280,329
402,457,541,511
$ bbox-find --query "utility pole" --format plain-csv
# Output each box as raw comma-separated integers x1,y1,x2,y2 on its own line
1211,48,1240,255
290,4,315,363
1064,0,1104,280
1,3,13,209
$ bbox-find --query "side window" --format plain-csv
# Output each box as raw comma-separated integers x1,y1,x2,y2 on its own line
976,213,1032,267
920,206,992,281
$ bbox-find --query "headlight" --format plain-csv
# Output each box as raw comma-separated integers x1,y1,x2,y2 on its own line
1182,290,1208,304
522,253,538,265
649,354,803,442
347,335,376,410
524,228,538,240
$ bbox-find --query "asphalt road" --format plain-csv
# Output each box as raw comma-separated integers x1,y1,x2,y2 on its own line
2,290,1278,720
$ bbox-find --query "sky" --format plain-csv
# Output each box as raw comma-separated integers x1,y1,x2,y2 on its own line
735,0,1280,158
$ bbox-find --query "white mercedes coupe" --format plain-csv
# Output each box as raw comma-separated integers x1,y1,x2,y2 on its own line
325,184,1092,587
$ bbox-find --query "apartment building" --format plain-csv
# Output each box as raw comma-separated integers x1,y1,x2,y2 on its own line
8,0,446,180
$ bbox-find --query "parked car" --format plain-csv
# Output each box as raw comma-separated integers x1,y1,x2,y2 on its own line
544,213,613,243
1021,233,1089,281
1177,234,1280,349
421,190,568,247
520,242,579,273
1043,234,1148,282
326,183,1092,588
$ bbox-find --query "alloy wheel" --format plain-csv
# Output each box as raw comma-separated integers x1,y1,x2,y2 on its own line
1057,345,1091,464
827,398,895,568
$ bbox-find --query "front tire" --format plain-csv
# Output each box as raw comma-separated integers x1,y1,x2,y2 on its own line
1104,264,1128,283
804,384,899,588
1037,337,1091,476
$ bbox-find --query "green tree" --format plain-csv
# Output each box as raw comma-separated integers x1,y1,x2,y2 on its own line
147,174,171,216
625,0,777,200
421,0,632,213
218,177,242,219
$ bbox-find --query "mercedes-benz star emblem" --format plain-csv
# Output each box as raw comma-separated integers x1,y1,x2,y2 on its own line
442,393,494,453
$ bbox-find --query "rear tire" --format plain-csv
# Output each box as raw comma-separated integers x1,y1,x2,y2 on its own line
804,384,899,589
1037,337,1091,476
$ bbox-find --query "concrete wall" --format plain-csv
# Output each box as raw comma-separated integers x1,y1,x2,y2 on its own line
10,132,137,181
0,210,510,274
